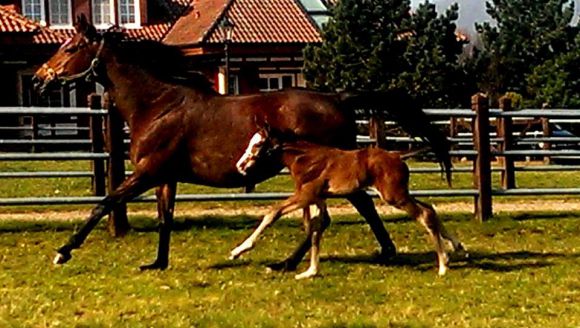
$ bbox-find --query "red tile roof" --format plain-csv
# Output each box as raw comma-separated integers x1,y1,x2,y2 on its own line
0,6,68,44
2,0,321,46
0,6,38,33
163,0,229,45
206,0,322,44
164,0,322,46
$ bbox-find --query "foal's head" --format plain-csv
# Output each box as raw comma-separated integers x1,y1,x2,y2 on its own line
236,125,289,175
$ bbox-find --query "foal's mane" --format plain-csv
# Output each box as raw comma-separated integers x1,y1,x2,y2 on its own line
102,31,217,94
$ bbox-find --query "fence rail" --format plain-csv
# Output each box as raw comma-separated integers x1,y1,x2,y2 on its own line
2,93,580,231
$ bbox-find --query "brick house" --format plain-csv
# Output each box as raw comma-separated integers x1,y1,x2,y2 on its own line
0,0,328,108
0,0,329,143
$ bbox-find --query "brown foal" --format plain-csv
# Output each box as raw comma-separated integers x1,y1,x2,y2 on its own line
231,127,465,279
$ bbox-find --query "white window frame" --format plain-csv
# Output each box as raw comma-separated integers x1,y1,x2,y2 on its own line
118,0,141,28
92,0,115,28
48,0,73,28
21,0,46,25
258,73,295,92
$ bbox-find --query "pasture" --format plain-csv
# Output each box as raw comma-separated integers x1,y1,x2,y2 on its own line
0,211,578,327
0,160,579,327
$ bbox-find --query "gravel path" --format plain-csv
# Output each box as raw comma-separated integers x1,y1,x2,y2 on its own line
0,199,577,221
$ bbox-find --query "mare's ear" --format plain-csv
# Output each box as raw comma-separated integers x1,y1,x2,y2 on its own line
75,14,98,41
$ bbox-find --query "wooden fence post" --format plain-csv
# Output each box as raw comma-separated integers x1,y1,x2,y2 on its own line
104,92,130,237
498,96,515,189
471,93,493,222
541,103,552,164
89,94,106,196
369,115,387,148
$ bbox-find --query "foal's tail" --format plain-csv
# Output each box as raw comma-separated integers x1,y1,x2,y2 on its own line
339,89,452,186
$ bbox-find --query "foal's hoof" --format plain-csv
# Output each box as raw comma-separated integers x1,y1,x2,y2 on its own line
139,261,168,271
53,251,71,265
453,243,469,260
267,260,299,272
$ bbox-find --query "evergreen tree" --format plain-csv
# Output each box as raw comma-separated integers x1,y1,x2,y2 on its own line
475,0,576,100
527,35,580,108
303,0,468,107
400,2,469,107
303,0,411,92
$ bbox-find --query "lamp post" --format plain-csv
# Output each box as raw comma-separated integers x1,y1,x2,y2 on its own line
219,16,234,95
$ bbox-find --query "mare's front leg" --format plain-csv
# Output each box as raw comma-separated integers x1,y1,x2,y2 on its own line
140,182,177,270
53,172,153,265
229,196,305,260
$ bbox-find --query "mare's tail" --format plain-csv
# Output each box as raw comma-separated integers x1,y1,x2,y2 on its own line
339,89,452,186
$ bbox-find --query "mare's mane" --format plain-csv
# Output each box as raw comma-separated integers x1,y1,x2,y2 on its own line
102,31,217,94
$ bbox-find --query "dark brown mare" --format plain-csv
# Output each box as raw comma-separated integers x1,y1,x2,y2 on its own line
233,127,465,278
33,15,452,271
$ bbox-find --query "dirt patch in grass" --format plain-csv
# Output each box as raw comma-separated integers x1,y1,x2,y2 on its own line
0,198,578,222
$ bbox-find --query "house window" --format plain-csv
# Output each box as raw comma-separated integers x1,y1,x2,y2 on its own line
118,0,140,27
49,0,72,27
92,0,115,27
21,0,45,24
259,74,295,92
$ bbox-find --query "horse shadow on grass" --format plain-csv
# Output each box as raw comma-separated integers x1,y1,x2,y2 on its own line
210,250,580,273
317,250,579,273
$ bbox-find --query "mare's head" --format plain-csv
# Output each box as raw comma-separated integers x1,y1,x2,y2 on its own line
33,14,103,94
236,125,283,175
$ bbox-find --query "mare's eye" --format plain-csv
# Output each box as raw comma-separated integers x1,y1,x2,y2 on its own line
64,45,78,53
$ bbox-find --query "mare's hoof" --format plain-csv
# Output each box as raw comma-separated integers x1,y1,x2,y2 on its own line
139,261,168,271
267,260,298,272
53,251,71,265
373,247,397,263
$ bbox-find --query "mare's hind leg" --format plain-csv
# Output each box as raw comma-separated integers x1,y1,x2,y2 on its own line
347,191,397,258
53,172,154,265
394,198,449,275
140,182,177,270
229,195,309,260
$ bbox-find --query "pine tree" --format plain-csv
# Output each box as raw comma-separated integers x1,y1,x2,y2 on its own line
303,0,412,92
303,0,468,107
400,2,469,107
476,0,577,100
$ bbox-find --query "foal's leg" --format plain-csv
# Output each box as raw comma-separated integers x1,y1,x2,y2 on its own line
394,198,449,275
140,182,177,270
271,190,395,271
229,195,308,260
415,199,465,254
53,172,154,265
295,203,327,280
267,205,331,271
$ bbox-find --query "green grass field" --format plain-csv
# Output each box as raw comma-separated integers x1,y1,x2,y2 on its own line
0,160,579,327
0,212,578,327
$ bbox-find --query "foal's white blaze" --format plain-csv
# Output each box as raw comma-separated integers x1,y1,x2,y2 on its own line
236,132,266,175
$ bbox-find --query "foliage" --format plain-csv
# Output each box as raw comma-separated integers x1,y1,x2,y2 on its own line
303,0,469,107
475,0,577,102
399,2,470,107
503,91,525,109
527,35,580,108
